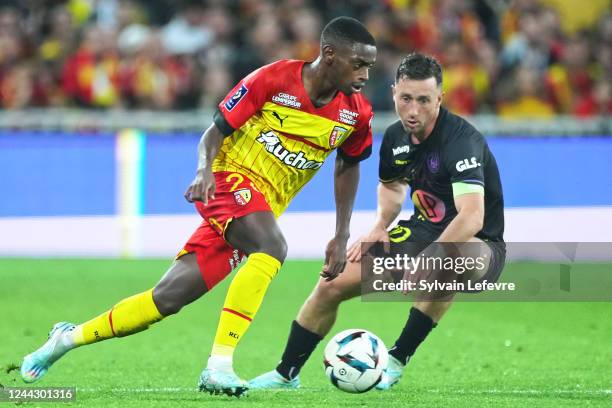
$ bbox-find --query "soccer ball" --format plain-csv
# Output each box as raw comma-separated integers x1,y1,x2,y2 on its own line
323,329,388,393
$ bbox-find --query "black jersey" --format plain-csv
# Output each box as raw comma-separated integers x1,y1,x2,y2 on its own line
379,107,504,242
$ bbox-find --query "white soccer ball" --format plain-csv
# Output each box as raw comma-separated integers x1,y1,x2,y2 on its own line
323,329,388,393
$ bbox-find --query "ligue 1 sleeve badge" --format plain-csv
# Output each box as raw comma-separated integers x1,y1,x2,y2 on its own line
329,126,348,148
233,188,252,206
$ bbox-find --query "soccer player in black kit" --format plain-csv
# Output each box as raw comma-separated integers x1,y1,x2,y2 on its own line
250,53,505,390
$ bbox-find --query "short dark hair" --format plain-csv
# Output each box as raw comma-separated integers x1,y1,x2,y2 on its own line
321,16,376,48
396,53,443,86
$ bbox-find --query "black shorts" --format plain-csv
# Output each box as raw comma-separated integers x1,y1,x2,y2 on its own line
384,217,506,293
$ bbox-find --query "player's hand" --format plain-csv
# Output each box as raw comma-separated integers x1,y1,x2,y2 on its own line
321,236,348,281
347,226,390,263
184,167,216,205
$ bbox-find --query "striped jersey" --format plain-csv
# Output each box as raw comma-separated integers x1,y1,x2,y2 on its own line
212,59,373,216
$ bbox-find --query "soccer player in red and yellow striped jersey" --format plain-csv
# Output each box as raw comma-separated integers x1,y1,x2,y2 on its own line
208,57,374,217
20,17,376,397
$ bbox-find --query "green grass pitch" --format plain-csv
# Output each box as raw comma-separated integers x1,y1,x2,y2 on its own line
0,258,610,407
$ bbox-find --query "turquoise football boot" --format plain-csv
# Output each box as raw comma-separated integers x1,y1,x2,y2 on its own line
21,322,75,383
198,367,249,397
249,370,300,390
376,355,406,390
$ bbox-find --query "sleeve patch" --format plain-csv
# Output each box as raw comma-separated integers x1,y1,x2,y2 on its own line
224,84,248,111
452,182,484,197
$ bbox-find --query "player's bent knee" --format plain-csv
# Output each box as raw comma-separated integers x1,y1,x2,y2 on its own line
275,236,288,263
152,286,185,316
314,279,352,306
258,234,288,264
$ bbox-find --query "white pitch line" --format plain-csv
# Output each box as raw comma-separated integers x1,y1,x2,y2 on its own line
426,389,612,395
78,387,194,393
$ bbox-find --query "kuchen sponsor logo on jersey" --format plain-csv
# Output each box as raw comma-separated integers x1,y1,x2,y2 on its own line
233,188,252,206
455,157,481,172
225,84,248,111
272,92,302,108
256,131,323,170
392,145,410,155
329,126,348,148
338,109,358,125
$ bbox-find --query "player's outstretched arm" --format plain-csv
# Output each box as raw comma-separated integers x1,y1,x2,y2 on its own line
184,123,225,205
347,180,408,262
321,156,360,281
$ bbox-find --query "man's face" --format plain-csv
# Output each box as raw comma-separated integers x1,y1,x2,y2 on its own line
328,42,376,95
392,76,442,135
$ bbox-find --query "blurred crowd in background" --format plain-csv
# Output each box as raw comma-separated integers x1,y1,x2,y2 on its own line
0,0,610,117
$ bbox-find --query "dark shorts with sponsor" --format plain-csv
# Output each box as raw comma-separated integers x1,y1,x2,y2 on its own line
382,216,506,293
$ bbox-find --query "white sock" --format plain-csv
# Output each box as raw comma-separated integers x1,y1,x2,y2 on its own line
60,326,79,350
47,327,76,362
207,355,233,372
